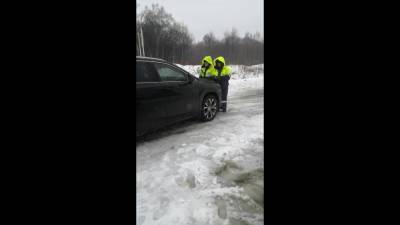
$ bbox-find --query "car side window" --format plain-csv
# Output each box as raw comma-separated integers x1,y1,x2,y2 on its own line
154,63,187,82
136,61,161,82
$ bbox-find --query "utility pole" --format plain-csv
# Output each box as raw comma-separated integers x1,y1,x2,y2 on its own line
140,27,145,56
137,30,142,56
137,31,141,56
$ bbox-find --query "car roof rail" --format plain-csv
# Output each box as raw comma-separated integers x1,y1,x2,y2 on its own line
136,56,168,63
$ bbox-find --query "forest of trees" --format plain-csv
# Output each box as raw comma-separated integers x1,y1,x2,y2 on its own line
136,4,264,65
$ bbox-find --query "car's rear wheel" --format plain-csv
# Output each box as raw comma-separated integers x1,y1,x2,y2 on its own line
201,95,218,121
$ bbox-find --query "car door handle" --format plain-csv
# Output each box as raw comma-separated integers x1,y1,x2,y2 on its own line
178,82,188,86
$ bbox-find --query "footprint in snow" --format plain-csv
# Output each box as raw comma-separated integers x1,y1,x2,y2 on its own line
152,197,170,220
186,172,196,189
215,196,227,219
136,196,147,225
137,216,146,225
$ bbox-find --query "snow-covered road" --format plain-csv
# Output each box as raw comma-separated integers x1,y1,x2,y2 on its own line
137,66,264,225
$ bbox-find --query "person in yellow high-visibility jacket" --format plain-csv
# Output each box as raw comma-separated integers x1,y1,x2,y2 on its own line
213,56,231,112
199,56,216,79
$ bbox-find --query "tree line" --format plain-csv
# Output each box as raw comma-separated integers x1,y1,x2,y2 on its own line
137,4,264,65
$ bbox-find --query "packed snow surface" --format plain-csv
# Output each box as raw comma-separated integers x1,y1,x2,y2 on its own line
137,64,264,225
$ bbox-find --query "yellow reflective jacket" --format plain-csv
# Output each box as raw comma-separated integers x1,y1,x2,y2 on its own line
213,56,231,77
200,56,217,78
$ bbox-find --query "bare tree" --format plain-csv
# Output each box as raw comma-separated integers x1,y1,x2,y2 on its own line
137,4,263,65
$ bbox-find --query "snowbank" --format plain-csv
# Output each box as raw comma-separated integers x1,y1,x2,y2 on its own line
175,64,264,80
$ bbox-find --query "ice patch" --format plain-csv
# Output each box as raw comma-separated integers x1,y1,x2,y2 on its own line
195,144,213,157
212,147,244,162
179,159,214,188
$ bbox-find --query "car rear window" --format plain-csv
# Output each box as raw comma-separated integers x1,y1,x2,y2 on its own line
136,61,161,82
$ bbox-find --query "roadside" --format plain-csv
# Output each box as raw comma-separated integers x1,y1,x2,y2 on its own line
137,74,264,225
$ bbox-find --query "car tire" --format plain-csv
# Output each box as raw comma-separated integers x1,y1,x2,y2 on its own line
201,95,219,121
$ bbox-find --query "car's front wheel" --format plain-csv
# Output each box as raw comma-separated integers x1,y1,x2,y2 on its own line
201,95,218,121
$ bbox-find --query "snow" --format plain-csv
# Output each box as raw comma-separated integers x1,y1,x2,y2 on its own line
137,64,264,225
176,64,264,80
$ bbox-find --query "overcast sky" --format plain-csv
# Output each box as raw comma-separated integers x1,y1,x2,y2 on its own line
137,0,263,42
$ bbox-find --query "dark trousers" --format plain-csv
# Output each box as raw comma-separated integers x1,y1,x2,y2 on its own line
217,76,229,110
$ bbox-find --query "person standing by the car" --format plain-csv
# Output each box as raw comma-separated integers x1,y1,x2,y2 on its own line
199,56,216,80
213,56,231,112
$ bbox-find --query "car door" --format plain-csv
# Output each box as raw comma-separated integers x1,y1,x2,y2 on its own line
153,62,196,122
136,61,168,135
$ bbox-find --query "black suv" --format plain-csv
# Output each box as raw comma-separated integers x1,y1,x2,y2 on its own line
136,56,222,137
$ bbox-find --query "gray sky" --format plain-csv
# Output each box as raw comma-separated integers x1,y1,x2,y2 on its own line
137,0,263,42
